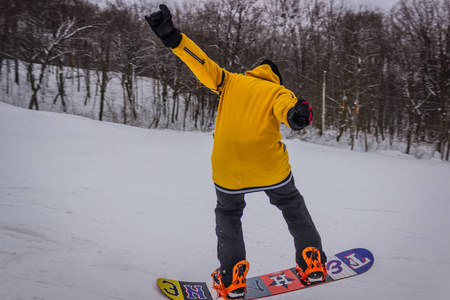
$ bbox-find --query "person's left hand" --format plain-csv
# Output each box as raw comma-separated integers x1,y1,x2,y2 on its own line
145,4,181,48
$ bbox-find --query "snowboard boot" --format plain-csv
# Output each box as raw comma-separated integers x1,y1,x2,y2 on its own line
212,260,249,299
296,247,327,285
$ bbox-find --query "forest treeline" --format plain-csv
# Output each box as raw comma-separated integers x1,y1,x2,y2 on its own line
0,0,449,159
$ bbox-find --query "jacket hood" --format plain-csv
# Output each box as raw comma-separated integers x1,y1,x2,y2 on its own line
245,64,282,85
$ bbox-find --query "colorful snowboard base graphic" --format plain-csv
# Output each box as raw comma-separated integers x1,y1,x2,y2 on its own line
157,248,374,300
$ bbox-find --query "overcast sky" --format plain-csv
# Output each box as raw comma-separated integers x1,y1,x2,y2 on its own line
161,0,399,11
350,0,398,9
103,0,400,12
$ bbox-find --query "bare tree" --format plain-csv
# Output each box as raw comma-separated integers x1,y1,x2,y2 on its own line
1,0,448,158
12,13,92,110
390,0,450,156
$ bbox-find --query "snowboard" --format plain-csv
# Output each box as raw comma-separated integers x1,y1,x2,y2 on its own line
157,248,373,300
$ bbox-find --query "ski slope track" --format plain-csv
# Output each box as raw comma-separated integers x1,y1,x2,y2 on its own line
0,102,449,300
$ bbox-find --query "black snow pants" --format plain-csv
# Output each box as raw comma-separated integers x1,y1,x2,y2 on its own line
215,175,323,275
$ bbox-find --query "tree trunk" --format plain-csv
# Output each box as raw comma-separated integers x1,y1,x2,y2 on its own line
14,59,19,85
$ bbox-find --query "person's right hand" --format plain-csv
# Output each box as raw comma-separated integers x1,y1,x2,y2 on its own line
287,100,313,131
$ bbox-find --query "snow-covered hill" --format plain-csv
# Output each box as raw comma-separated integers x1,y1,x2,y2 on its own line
1,102,449,300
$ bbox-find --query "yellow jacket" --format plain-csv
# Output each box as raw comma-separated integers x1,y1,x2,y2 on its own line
172,34,297,192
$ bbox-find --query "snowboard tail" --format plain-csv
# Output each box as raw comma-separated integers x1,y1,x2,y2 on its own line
157,248,374,300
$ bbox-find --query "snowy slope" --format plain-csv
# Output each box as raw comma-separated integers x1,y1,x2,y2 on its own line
0,102,449,300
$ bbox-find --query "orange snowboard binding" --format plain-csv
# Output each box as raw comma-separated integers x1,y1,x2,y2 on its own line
296,247,327,285
212,260,249,299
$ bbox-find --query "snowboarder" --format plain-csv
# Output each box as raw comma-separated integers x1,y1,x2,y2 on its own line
145,5,327,300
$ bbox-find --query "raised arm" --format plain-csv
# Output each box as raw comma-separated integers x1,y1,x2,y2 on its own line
145,5,228,95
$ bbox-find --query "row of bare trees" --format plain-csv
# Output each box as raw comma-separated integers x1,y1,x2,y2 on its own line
0,0,449,159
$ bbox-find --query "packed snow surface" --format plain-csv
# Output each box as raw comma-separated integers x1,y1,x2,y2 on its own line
0,102,449,300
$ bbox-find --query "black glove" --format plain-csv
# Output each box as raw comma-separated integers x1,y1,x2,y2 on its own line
287,100,313,131
145,4,182,48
